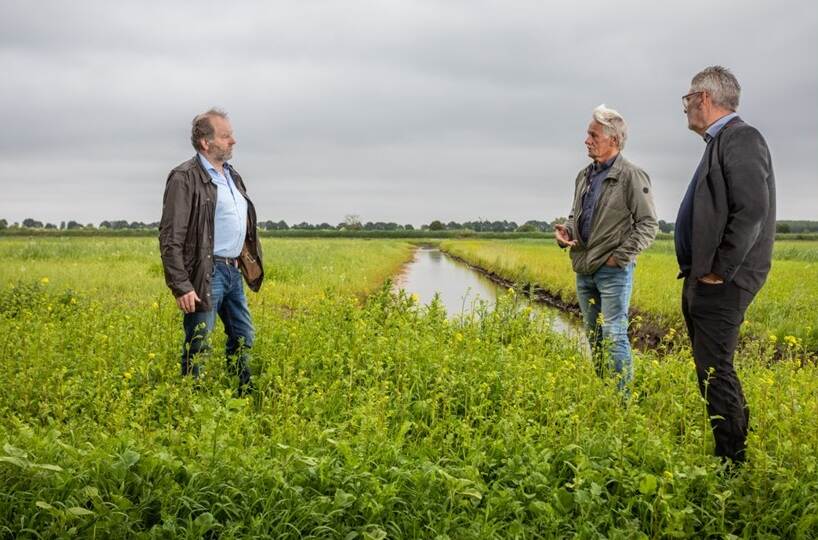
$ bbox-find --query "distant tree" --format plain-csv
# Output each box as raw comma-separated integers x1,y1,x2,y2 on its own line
66,221,83,229
99,221,111,229
344,214,362,231
657,220,674,234
60,221,66,230
516,222,538,232
318,222,333,230
776,223,791,234
404,224,414,231
0,219,7,230
23,218,44,228
429,220,445,231
85,223,95,229
45,223,57,229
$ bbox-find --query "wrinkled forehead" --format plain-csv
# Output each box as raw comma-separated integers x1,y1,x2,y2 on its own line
210,115,233,134
587,120,607,135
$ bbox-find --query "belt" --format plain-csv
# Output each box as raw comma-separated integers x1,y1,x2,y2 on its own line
214,255,239,267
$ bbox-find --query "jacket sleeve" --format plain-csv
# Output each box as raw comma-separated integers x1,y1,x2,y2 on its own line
612,168,658,265
710,127,771,281
158,171,194,297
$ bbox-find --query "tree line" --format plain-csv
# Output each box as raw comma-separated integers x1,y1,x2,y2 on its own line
1,217,816,234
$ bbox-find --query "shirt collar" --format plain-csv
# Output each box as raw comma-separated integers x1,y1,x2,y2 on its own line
704,112,738,143
592,153,618,173
197,152,230,175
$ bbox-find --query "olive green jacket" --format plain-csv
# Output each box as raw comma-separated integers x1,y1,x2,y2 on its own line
563,154,658,275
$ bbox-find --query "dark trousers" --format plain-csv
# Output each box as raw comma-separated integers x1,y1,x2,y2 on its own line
682,278,755,463
181,261,254,389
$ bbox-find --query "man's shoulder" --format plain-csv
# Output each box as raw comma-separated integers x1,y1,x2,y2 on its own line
720,118,768,150
171,156,200,174
613,155,649,180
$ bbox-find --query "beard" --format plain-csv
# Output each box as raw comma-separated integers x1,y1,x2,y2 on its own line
212,145,233,161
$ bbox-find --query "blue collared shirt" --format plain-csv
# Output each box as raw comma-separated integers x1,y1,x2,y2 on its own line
674,112,738,274
578,154,618,243
198,153,248,258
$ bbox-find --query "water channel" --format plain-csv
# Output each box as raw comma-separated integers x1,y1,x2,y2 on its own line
393,246,583,338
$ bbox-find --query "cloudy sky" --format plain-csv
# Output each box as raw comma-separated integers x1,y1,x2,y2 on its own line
2,0,816,226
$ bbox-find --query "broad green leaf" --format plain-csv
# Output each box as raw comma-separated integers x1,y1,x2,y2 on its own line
639,474,658,495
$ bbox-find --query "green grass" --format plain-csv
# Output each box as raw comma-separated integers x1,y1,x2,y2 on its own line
440,238,818,351
1,238,817,537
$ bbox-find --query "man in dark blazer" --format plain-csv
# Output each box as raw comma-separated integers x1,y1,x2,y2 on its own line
675,66,776,464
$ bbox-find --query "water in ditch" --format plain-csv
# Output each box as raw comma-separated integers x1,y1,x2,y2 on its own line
392,246,583,338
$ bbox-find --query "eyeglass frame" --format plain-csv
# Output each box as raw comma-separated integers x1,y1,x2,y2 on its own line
682,90,705,112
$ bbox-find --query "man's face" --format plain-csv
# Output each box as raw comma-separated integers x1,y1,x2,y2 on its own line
202,116,235,162
683,89,707,134
585,121,618,162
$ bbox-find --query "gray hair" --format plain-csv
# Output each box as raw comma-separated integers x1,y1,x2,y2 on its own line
191,108,229,151
691,66,741,111
592,104,628,151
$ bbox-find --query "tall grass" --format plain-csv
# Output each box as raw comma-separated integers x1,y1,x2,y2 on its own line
440,239,818,350
1,238,817,537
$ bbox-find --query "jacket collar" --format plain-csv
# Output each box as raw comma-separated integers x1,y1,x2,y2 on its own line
587,152,626,180
193,154,213,184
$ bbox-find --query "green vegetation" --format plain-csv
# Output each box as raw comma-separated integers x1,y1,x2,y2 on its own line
440,238,818,351
1,238,817,537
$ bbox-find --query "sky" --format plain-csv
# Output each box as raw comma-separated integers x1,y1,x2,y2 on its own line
1,0,816,227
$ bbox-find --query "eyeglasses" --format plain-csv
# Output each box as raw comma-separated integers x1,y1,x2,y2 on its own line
682,91,704,112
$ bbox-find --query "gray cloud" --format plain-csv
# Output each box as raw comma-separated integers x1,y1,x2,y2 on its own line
1,0,816,226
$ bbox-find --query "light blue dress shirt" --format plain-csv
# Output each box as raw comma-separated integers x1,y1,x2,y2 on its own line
704,112,738,142
198,153,248,258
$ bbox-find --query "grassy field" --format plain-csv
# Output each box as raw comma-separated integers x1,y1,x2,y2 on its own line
440,238,818,352
1,237,817,537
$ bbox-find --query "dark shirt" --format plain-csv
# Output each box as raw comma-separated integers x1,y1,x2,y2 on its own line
578,155,617,243
675,113,738,275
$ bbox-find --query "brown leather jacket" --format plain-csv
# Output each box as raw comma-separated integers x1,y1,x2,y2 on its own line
159,156,264,311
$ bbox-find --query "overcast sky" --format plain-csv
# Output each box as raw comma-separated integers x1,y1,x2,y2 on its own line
1,0,816,226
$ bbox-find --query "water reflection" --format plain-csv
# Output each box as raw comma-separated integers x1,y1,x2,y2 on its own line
393,246,581,337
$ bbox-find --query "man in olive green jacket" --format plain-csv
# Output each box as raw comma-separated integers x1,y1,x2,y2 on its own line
555,104,658,390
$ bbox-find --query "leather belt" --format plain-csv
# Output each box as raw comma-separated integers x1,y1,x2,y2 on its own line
214,256,239,267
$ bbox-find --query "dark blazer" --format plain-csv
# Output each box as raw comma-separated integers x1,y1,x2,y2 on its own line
687,116,775,295
159,156,264,312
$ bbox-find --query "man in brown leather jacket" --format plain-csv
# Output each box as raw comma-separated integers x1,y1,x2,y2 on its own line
159,108,264,395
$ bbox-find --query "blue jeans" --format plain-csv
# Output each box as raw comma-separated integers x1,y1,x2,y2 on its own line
181,261,254,388
575,262,635,390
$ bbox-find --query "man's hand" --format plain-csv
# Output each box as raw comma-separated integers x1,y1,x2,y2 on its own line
605,255,620,268
554,224,577,247
176,290,201,313
697,273,724,285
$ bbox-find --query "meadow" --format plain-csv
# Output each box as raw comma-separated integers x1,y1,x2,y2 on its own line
440,238,818,352
1,237,817,538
